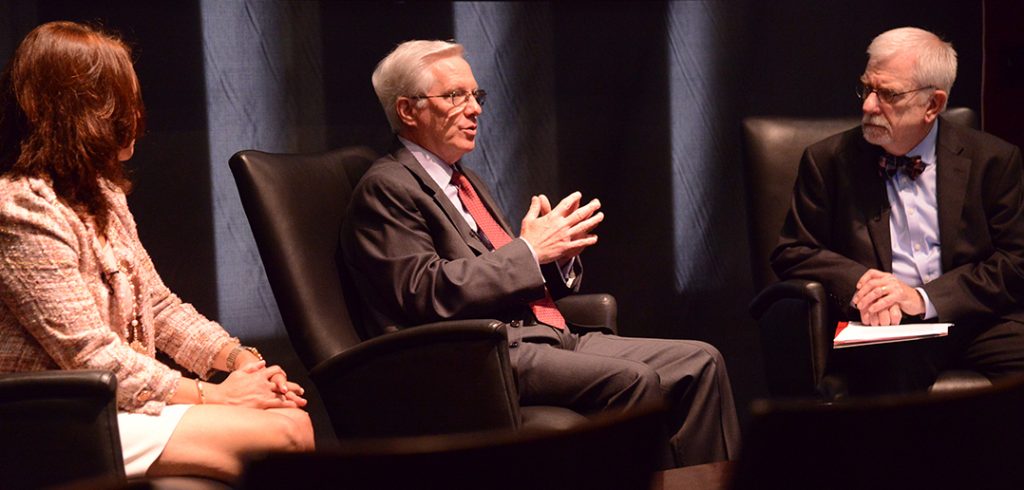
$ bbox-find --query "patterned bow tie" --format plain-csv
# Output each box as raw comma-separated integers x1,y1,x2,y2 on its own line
878,154,925,180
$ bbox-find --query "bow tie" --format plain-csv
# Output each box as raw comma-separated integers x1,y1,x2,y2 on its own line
878,154,925,180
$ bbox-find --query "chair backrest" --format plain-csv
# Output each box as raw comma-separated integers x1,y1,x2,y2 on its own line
741,107,977,291
732,373,1024,489
230,147,379,370
239,402,666,490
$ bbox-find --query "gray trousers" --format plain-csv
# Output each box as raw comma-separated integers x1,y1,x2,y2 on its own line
508,329,740,467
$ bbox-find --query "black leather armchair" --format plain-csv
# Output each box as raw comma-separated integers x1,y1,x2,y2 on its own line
229,148,617,438
0,370,124,489
742,107,988,397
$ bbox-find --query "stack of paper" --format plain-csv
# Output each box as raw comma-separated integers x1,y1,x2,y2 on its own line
833,321,952,349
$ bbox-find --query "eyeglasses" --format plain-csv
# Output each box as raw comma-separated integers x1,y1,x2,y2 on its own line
409,89,487,107
856,83,934,105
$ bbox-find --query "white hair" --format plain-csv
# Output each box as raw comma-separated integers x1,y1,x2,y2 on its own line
371,40,465,132
867,27,957,109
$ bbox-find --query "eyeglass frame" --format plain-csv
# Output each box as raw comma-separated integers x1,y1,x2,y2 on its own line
856,83,935,105
408,89,487,107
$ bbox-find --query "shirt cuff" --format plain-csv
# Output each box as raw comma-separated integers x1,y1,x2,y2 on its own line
558,257,577,287
518,238,577,287
915,287,938,320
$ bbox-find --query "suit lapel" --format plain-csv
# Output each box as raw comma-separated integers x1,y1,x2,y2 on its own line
854,138,894,271
392,146,490,254
935,119,970,273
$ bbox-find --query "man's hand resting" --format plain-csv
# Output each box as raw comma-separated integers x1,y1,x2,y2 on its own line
520,191,603,264
851,269,926,326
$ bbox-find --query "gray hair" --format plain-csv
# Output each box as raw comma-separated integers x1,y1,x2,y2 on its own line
372,40,465,132
867,27,957,108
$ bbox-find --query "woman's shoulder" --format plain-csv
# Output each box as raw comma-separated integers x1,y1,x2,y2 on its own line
0,175,64,216
0,175,84,253
0,173,98,242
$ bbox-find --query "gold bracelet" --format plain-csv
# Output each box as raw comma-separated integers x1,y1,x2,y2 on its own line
242,346,264,363
195,379,206,405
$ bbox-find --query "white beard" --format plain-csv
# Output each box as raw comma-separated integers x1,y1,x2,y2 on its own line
861,116,893,147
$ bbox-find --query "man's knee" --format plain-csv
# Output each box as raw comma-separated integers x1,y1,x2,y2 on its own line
684,340,726,374
606,362,662,406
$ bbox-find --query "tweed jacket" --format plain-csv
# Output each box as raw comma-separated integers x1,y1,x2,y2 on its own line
0,176,235,414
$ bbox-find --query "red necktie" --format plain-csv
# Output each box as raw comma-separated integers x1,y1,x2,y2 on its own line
451,169,567,329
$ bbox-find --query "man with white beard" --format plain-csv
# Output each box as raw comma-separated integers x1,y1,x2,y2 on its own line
771,27,1024,394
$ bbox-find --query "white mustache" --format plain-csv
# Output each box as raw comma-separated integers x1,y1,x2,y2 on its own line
862,115,889,130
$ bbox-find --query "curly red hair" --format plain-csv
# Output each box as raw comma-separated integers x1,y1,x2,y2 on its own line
0,21,145,232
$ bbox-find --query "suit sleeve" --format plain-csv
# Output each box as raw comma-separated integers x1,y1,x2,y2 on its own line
343,169,553,325
541,258,582,300
770,147,871,316
923,145,1024,322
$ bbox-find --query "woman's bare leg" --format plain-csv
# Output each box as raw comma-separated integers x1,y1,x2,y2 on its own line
147,405,314,481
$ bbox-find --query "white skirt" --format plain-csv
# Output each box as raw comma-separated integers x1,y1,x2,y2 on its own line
117,404,193,478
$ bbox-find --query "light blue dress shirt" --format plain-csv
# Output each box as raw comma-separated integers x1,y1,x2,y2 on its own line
885,121,941,319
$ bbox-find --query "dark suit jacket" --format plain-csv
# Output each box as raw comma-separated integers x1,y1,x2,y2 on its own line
771,117,1024,325
340,143,580,339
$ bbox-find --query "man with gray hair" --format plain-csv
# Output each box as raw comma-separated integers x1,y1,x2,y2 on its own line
341,40,739,467
773,27,1024,394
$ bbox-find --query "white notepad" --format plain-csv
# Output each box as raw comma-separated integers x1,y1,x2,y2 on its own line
833,321,952,349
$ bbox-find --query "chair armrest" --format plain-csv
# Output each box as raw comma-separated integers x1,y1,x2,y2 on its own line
557,293,618,335
310,320,522,438
749,279,826,319
0,370,125,487
749,280,835,397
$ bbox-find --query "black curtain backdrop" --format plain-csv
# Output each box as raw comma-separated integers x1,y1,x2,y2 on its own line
983,0,1024,147
0,1,991,441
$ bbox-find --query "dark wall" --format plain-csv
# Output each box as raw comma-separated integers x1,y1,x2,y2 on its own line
743,1,982,118
983,0,1024,147
320,2,453,151
2,0,218,318
0,1,994,432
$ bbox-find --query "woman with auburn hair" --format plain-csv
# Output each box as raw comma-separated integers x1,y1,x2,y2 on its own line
0,21,314,481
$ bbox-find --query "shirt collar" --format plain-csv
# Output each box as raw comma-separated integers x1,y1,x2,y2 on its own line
906,119,938,165
398,136,455,190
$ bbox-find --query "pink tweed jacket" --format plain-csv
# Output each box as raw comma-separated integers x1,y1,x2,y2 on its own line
0,176,236,414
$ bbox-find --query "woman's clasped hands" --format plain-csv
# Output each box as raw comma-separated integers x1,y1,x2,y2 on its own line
206,361,307,408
